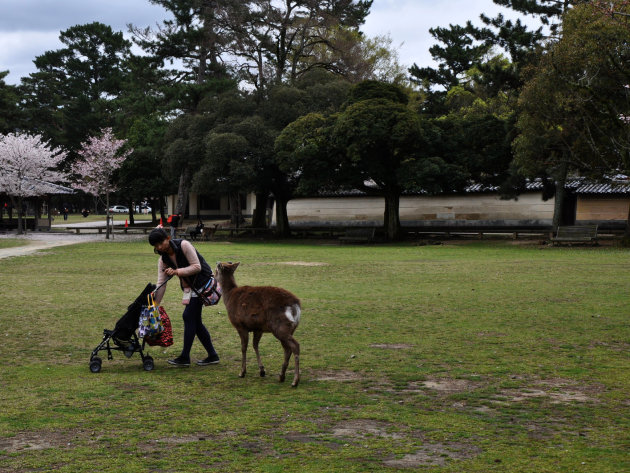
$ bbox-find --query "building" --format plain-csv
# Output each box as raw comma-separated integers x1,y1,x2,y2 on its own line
274,179,630,230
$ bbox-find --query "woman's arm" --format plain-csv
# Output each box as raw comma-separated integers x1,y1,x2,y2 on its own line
176,240,201,278
154,259,168,304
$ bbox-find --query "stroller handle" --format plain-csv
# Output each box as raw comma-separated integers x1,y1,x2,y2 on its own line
152,275,173,294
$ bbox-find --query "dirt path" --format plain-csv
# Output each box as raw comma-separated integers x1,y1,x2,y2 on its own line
0,232,145,259
0,239,85,259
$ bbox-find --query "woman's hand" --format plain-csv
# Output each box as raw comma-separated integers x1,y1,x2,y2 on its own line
164,267,178,277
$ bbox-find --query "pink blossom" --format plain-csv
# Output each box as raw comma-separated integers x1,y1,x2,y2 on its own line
72,128,132,196
0,132,67,197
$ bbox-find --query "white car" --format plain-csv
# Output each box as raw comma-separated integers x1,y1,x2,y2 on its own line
134,205,152,214
108,205,129,213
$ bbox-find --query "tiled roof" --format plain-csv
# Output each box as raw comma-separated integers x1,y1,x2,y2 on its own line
0,177,75,196
574,182,630,194
318,178,600,197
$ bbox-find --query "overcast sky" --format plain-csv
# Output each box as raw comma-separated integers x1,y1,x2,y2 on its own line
0,0,539,85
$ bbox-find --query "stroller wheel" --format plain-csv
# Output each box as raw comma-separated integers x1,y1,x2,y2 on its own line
89,356,102,373
143,356,154,371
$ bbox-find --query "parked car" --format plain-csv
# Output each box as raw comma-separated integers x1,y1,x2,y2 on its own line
134,205,152,214
108,205,129,213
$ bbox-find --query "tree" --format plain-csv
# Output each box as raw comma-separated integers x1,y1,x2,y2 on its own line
0,71,23,134
20,23,132,154
276,81,448,240
71,128,132,239
131,0,247,84
118,115,170,224
0,133,67,234
409,23,490,92
234,0,373,90
513,1,630,230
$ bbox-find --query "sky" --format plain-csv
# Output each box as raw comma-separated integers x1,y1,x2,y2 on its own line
0,0,540,86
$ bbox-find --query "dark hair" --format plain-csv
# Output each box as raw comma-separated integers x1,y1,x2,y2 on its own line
148,227,169,246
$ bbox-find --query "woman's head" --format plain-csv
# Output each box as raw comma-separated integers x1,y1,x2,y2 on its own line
149,227,170,254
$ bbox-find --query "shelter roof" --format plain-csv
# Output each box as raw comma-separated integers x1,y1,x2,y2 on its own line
0,177,75,196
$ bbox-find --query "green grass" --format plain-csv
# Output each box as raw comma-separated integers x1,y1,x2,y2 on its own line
0,240,628,472
0,239,24,249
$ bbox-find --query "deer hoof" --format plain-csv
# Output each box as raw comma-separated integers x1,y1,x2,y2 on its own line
278,374,285,383
291,380,299,388
260,367,266,377
239,371,246,378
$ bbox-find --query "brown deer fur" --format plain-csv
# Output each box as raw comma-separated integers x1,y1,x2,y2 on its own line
215,262,301,387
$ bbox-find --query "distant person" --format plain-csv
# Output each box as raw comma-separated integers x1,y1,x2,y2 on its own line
191,218,204,240
169,213,181,238
63,207,69,221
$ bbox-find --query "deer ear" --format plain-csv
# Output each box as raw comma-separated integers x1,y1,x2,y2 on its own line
233,262,240,269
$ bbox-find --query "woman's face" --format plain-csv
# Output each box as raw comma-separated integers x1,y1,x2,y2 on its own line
153,238,171,255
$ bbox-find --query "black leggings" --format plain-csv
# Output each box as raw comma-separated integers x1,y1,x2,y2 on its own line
180,296,217,361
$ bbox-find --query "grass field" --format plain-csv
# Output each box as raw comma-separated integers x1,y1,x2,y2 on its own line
0,239,24,249
0,239,628,472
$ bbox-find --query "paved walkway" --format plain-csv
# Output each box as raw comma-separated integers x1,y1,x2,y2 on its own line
0,220,153,259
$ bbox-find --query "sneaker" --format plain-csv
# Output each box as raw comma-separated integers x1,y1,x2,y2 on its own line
167,357,190,367
196,355,220,366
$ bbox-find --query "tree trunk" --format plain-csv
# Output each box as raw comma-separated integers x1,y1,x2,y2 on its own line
15,195,24,235
274,197,291,237
128,200,134,226
552,162,568,231
229,192,245,227
251,192,268,228
175,169,190,217
384,193,401,241
106,191,111,239
621,201,630,247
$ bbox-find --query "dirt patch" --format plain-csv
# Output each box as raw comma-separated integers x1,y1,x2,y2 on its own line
280,261,328,266
0,430,97,453
499,378,603,404
419,378,481,394
254,261,329,266
331,419,403,439
370,343,414,349
383,442,482,468
312,369,364,382
476,331,507,338
329,419,481,468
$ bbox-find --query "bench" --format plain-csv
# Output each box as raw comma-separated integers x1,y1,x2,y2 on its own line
67,226,105,234
116,227,151,234
339,227,376,244
65,226,152,234
35,218,51,231
177,225,207,240
551,224,598,246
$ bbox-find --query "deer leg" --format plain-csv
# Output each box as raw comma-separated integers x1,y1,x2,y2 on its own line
279,339,291,384
252,331,265,377
238,330,249,378
288,335,300,388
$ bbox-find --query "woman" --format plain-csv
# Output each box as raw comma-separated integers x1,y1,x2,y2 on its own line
148,227,219,367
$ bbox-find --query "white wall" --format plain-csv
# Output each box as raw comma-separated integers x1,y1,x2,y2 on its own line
274,193,555,226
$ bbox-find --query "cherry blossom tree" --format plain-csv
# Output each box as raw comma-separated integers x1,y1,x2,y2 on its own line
0,133,67,234
72,128,132,239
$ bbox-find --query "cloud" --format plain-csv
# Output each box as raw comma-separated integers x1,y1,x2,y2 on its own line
0,0,542,85
0,31,59,81
0,0,167,32
0,0,169,84
362,0,540,69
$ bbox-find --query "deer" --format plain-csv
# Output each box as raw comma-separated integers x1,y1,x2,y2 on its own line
214,261,301,387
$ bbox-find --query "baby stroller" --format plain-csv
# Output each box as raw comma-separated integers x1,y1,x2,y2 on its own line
89,282,157,373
